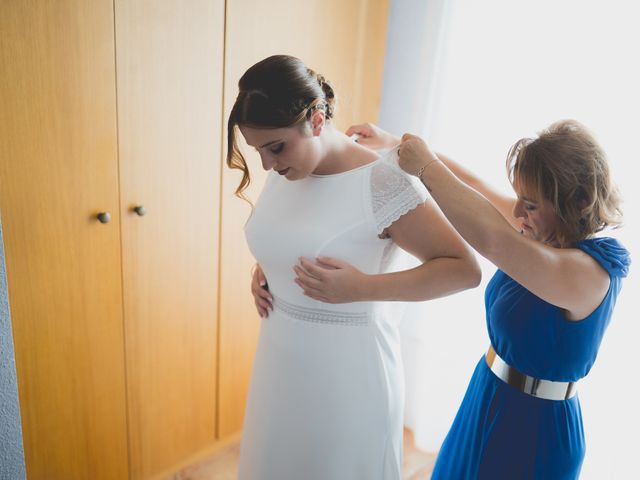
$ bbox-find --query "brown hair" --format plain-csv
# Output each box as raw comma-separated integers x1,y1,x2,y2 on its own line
227,55,336,198
506,119,623,247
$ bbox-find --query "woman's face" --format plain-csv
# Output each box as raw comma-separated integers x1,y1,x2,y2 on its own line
512,181,560,244
240,119,323,181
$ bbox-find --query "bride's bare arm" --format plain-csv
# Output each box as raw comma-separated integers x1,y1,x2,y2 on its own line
294,201,481,303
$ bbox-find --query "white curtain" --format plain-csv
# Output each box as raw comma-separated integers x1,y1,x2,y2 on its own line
380,1,640,477
381,0,487,454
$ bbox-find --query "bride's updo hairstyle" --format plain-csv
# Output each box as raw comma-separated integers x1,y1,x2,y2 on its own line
227,54,336,198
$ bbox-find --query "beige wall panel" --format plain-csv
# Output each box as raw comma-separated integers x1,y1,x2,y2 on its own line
219,0,389,437
0,1,129,478
114,0,225,477
360,0,392,123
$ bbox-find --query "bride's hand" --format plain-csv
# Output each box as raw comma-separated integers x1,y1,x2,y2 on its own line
251,263,273,318
293,257,369,303
345,123,400,150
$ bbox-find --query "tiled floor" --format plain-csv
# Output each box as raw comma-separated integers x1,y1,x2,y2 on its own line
172,428,436,480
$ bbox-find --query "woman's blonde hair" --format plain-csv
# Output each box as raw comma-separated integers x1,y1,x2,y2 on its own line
227,55,336,199
507,119,623,247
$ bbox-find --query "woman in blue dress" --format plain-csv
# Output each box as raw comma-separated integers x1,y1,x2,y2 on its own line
306,120,630,479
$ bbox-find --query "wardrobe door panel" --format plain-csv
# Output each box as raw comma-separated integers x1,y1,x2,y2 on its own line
114,0,224,477
0,1,129,478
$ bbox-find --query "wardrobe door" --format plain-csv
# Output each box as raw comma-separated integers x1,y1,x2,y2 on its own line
114,0,224,477
219,0,389,437
0,1,129,479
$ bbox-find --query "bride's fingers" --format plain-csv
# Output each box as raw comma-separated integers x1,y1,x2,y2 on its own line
301,288,330,303
315,256,347,269
255,300,268,318
298,257,329,279
293,266,323,289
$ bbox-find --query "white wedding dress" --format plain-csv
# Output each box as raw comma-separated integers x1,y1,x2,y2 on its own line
239,150,428,480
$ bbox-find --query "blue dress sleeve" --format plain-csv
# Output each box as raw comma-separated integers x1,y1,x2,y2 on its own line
577,237,631,278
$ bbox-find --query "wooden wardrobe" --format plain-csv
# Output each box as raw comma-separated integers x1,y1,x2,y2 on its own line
0,1,388,478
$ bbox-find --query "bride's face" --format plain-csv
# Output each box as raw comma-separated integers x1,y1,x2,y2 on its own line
240,113,325,181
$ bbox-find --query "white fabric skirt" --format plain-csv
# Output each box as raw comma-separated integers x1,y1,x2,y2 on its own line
237,300,404,480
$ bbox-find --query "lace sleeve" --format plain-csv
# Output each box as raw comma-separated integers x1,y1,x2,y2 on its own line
370,160,429,234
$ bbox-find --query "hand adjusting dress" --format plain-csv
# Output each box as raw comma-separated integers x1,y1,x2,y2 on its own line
238,150,428,480
432,237,631,480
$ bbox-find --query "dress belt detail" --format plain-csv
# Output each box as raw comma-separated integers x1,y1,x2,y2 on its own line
273,295,369,326
485,346,577,401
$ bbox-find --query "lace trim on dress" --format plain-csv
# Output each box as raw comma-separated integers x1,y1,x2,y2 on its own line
273,295,369,326
370,162,426,234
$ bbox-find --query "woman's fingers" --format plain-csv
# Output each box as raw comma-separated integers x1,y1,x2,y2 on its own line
253,294,272,317
252,264,272,317
302,291,331,303
252,280,273,300
252,285,273,317
252,282,272,302
298,257,331,277
401,132,417,143
255,299,269,318
296,281,330,302
257,266,267,287
345,123,372,138
293,265,323,289
315,256,346,269
251,265,261,289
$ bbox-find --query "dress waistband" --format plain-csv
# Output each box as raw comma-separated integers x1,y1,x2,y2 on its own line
272,295,370,326
485,346,577,401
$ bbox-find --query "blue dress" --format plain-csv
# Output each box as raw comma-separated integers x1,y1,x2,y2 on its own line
431,237,631,480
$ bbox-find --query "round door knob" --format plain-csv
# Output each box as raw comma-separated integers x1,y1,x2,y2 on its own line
96,212,111,224
134,205,147,216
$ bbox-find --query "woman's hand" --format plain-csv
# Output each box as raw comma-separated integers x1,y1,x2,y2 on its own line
398,133,440,177
293,257,369,303
345,123,400,150
251,263,273,318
